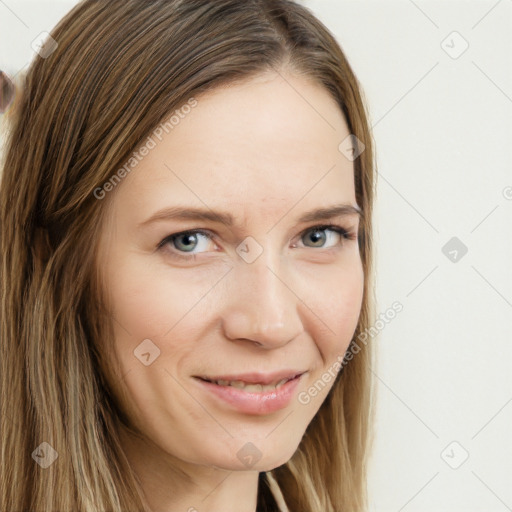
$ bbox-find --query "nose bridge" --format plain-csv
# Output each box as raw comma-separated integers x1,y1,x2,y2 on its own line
222,245,303,347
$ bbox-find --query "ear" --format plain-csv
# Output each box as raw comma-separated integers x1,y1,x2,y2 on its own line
0,71,15,114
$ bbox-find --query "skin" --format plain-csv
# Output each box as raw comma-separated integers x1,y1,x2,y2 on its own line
97,70,364,512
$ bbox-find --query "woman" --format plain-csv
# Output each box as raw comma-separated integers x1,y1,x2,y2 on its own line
0,1,376,510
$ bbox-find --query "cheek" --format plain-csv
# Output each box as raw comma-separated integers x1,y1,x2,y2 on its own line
103,257,216,428
303,256,364,360
103,255,229,406
106,255,224,340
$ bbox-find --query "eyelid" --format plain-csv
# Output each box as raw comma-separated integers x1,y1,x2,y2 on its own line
156,228,212,249
157,223,357,260
293,223,358,248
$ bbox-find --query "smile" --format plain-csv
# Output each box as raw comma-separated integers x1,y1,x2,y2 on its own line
198,376,294,392
193,371,306,415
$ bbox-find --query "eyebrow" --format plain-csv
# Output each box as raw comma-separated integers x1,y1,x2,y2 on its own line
138,203,363,229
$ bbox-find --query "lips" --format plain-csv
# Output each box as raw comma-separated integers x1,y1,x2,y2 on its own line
193,370,306,415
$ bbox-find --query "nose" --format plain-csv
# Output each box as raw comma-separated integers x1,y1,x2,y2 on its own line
221,253,304,349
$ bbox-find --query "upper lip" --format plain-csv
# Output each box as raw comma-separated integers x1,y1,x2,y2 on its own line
196,370,306,385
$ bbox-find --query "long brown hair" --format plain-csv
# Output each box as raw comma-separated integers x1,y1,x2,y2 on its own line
0,1,376,510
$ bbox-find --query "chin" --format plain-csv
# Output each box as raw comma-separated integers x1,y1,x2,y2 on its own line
207,434,303,472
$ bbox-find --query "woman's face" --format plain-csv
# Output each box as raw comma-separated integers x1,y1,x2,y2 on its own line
97,71,364,472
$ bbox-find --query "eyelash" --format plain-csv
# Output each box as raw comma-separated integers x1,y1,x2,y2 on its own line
157,224,357,262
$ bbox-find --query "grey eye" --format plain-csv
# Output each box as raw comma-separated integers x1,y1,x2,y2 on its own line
300,226,347,249
173,232,201,252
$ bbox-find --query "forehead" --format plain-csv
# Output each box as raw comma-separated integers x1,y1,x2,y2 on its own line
111,72,357,225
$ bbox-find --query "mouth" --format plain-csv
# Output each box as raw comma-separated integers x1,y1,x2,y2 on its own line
194,371,305,392
197,372,304,393
193,371,306,415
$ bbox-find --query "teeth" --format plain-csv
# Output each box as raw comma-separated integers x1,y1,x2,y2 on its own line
209,377,291,391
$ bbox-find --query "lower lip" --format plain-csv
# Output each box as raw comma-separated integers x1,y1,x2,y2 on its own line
194,375,303,415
